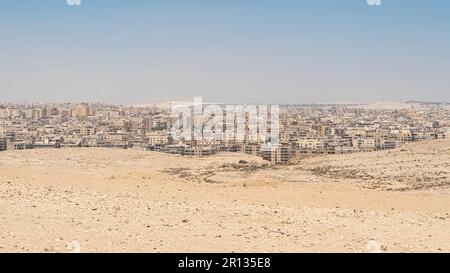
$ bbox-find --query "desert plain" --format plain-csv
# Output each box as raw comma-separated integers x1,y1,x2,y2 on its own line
1,139,450,253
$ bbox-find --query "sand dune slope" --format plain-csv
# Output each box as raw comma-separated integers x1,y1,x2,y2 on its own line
0,140,450,252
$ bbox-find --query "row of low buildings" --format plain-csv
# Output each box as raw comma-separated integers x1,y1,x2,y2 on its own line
1,102,449,164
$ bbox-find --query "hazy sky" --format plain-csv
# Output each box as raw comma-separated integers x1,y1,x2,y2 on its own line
0,0,449,104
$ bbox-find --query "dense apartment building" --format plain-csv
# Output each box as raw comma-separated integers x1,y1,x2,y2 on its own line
261,145,292,165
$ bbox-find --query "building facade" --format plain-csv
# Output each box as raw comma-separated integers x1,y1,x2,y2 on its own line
0,138,6,151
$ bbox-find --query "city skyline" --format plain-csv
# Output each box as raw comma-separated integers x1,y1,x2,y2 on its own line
1,0,450,104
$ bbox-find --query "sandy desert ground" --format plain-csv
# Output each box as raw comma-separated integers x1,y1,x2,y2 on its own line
1,139,450,253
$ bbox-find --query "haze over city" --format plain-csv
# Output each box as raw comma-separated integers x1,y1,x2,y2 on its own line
1,0,450,104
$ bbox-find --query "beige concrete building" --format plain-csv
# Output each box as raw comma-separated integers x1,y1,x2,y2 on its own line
146,132,169,146
261,145,291,165
0,138,6,151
